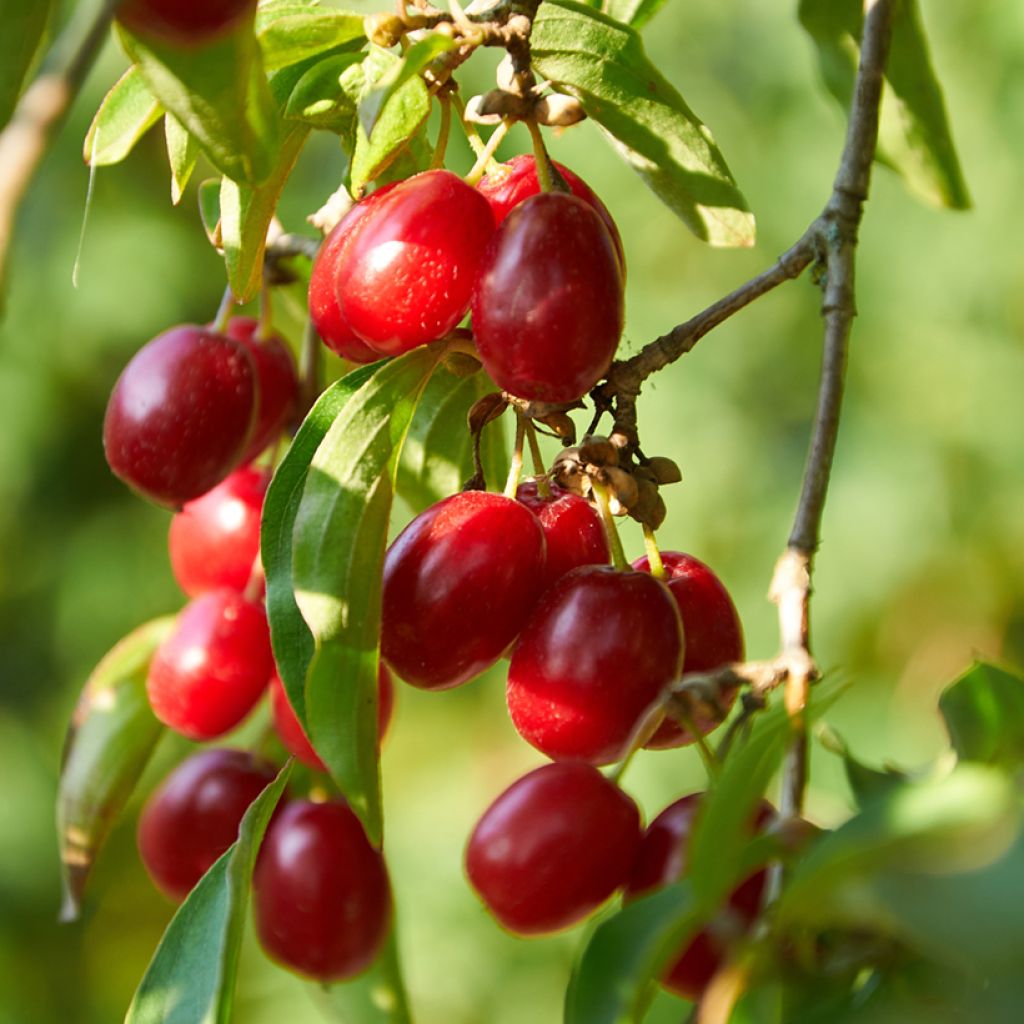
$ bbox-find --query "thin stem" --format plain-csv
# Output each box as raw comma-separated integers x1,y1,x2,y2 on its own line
642,525,666,579
503,415,526,498
590,479,628,571
256,281,273,340
450,92,487,159
675,708,720,779
430,95,452,169
298,316,325,418
527,121,554,192
212,285,235,333
524,420,552,498
464,120,511,185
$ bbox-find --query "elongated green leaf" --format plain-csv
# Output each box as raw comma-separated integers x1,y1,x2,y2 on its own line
84,66,162,167
57,615,175,922
939,661,1024,772
0,0,53,130
126,761,292,1024
164,114,199,205
285,52,364,130
314,930,411,1024
817,724,909,807
532,0,754,247
293,344,449,842
198,179,222,247
603,0,671,31
798,0,970,210
257,8,365,72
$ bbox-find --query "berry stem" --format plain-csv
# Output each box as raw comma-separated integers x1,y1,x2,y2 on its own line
212,285,234,334
642,524,667,579
298,316,325,418
503,415,526,498
430,94,452,169
464,119,511,186
589,479,629,571
256,280,273,341
527,121,554,192
675,706,721,779
523,419,552,499
451,92,487,159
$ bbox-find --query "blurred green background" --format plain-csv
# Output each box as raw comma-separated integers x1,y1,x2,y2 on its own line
1,1,1022,1022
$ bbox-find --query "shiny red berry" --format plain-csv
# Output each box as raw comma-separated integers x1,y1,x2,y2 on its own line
117,0,256,45
632,552,744,750
137,748,278,902
168,466,268,597
471,193,624,403
223,317,298,461
466,761,641,935
269,665,395,772
254,800,391,981
147,589,273,740
103,324,257,508
507,566,683,765
334,169,495,356
381,491,546,691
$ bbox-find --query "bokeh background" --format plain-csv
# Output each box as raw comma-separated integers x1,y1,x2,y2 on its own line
1,1,1022,1022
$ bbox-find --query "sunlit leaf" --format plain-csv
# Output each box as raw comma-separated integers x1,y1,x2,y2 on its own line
84,67,162,167
164,114,199,205
256,7,365,71
939,661,1024,772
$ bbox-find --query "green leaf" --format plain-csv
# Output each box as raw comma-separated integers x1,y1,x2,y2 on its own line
57,616,175,921
164,114,199,205
531,0,755,247
602,0,672,31
83,66,162,167
292,344,449,843
198,178,222,246
126,761,292,1024
939,661,1024,771
256,8,365,72
817,724,909,807
118,13,280,186
314,930,411,1024
798,0,970,210
284,52,364,130
0,0,53,130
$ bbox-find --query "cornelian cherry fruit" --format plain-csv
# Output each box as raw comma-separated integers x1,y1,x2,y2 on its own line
381,491,546,691
116,0,256,46
507,565,683,765
466,762,641,935
254,799,391,981
137,748,277,902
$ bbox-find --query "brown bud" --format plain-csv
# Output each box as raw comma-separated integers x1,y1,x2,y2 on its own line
646,456,682,485
495,53,517,92
633,465,658,485
468,392,508,433
506,14,532,37
646,494,667,530
578,434,618,467
604,467,638,510
629,476,660,524
364,12,405,49
464,95,503,126
536,411,576,442
466,90,527,124
534,95,587,128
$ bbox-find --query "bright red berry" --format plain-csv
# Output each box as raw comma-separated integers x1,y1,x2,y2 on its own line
269,666,395,772
507,565,683,765
223,317,298,462
147,589,273,740
334,170,495,356
624,794,770,1001
254,799,391,981
103,325,257,508
381,491,547,691
168,466,268,597
632,552,744,750
471,193,624,403
116,0,256,46
466,761,641,935
137,748,278,902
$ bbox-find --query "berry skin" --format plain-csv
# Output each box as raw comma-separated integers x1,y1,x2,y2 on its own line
507,565,684,765
147,589,273,740
254,800,391,981
466,761,641,935
381,491,547,691
137,748,278,902
103,325,257,508
223,317,298,462
333,169,495,356
515,480,609,592
624,794,770,1001
632,552,744,750
477,154,625,274
309,186,397,364
270,666,395,772
168,466,268,597
471,193,624,403
116,0,256,46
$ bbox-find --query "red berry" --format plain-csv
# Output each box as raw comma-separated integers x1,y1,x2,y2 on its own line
103,324,257,508
466,761,641,935
223,317,298,462
516,480,609,592
254,800,391,981
624,794,770,1001
632,552,744,750
147,589,273,740
381,491,546,691
168,466,268,597
116,0,256,46
270,665,395,772
471,193,624,403
334,170,495,356
477,154,625,274
309,186,397,364
507,566,683,765
137,748,278,902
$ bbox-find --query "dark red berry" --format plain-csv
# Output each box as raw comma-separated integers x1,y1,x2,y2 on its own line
223,317,298,461
334,169,495,356
507,565,683,765
270,665,395,772
477,154,625,274
103,324,257,508
168,466,267,597
466,761,641,935
516,480,609,592
381,491,546,691
471,193,624,403
632,552,744,750
116,0,256,46
624,794,770,1001
147,589,273,740
137,748,278,902
254,799,391,981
